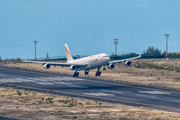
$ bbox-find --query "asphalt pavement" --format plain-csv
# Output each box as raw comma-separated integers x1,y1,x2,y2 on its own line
0,66,180,113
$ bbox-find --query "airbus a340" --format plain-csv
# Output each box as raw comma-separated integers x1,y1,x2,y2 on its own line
24,44,141,77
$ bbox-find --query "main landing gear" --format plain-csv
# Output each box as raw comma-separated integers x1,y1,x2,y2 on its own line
73,71,79,77
85,70,89,75
95,67,101,77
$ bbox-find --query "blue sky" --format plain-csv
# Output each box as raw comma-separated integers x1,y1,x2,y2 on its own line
0,0,180,59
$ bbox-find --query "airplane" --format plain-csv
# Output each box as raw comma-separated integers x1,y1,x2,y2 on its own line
23,44,141,77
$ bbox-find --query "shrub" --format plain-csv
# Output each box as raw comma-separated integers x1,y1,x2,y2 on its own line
41,98,44,102
68,103,74,107
16,90,22,96
135,63,141,68
176,67,180,72
46,98,53,103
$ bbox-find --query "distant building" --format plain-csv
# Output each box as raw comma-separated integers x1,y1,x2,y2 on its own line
176,51,180,55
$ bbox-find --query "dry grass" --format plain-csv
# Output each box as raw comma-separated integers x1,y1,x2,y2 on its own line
0,87,179,120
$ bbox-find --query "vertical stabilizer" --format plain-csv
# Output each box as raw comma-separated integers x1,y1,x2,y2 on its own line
65,44,74,62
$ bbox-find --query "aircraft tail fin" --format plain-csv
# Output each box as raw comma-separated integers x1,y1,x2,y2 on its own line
65,44,74,62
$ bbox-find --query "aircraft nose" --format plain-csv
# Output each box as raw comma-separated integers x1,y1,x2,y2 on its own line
107,56,110,62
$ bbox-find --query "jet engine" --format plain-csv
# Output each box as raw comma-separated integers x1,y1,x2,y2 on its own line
124,60,131,66
69,65,76,70
43,63,50,69
107,64,115,69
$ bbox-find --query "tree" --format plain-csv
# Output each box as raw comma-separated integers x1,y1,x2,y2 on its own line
143,46,161,56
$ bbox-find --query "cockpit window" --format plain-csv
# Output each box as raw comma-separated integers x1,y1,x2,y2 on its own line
103,55,109,57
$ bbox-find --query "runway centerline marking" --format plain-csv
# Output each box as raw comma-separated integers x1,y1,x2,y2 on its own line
173,99,180,103
67,85,88,88
83,93,114,96
138,91,171,95
36,82,54,85
54,82,73,85
136,94,158,99
101,89,123,94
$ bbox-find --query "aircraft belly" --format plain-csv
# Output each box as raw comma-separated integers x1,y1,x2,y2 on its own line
78,59,108,71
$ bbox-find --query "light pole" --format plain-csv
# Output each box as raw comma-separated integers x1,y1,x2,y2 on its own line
165,34,169,61
33,41,38,60
113,39,118,57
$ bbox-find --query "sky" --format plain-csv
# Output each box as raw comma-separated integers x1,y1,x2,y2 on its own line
0,0,180,59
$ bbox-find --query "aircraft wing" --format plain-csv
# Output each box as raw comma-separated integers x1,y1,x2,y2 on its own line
108,54,141,64
23,60,88,67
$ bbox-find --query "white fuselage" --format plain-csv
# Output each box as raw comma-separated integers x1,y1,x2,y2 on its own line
67,53,110,71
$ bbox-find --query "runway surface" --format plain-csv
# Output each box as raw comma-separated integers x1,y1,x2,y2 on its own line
0,116,22,120
0,66,180,113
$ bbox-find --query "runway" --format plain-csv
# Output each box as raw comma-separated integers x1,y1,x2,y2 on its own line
0,66,180,113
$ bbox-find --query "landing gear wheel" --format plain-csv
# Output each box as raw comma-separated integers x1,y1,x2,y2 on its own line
95,71,101,77
85,71,89,75
73,72,79,77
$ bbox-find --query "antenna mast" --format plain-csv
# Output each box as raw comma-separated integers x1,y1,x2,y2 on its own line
113,39,118,57
165,34,169,61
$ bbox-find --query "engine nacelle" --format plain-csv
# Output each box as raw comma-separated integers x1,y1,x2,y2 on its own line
69,65,76,70
124,61,131,66
43,63,50,69
107,64,115,69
